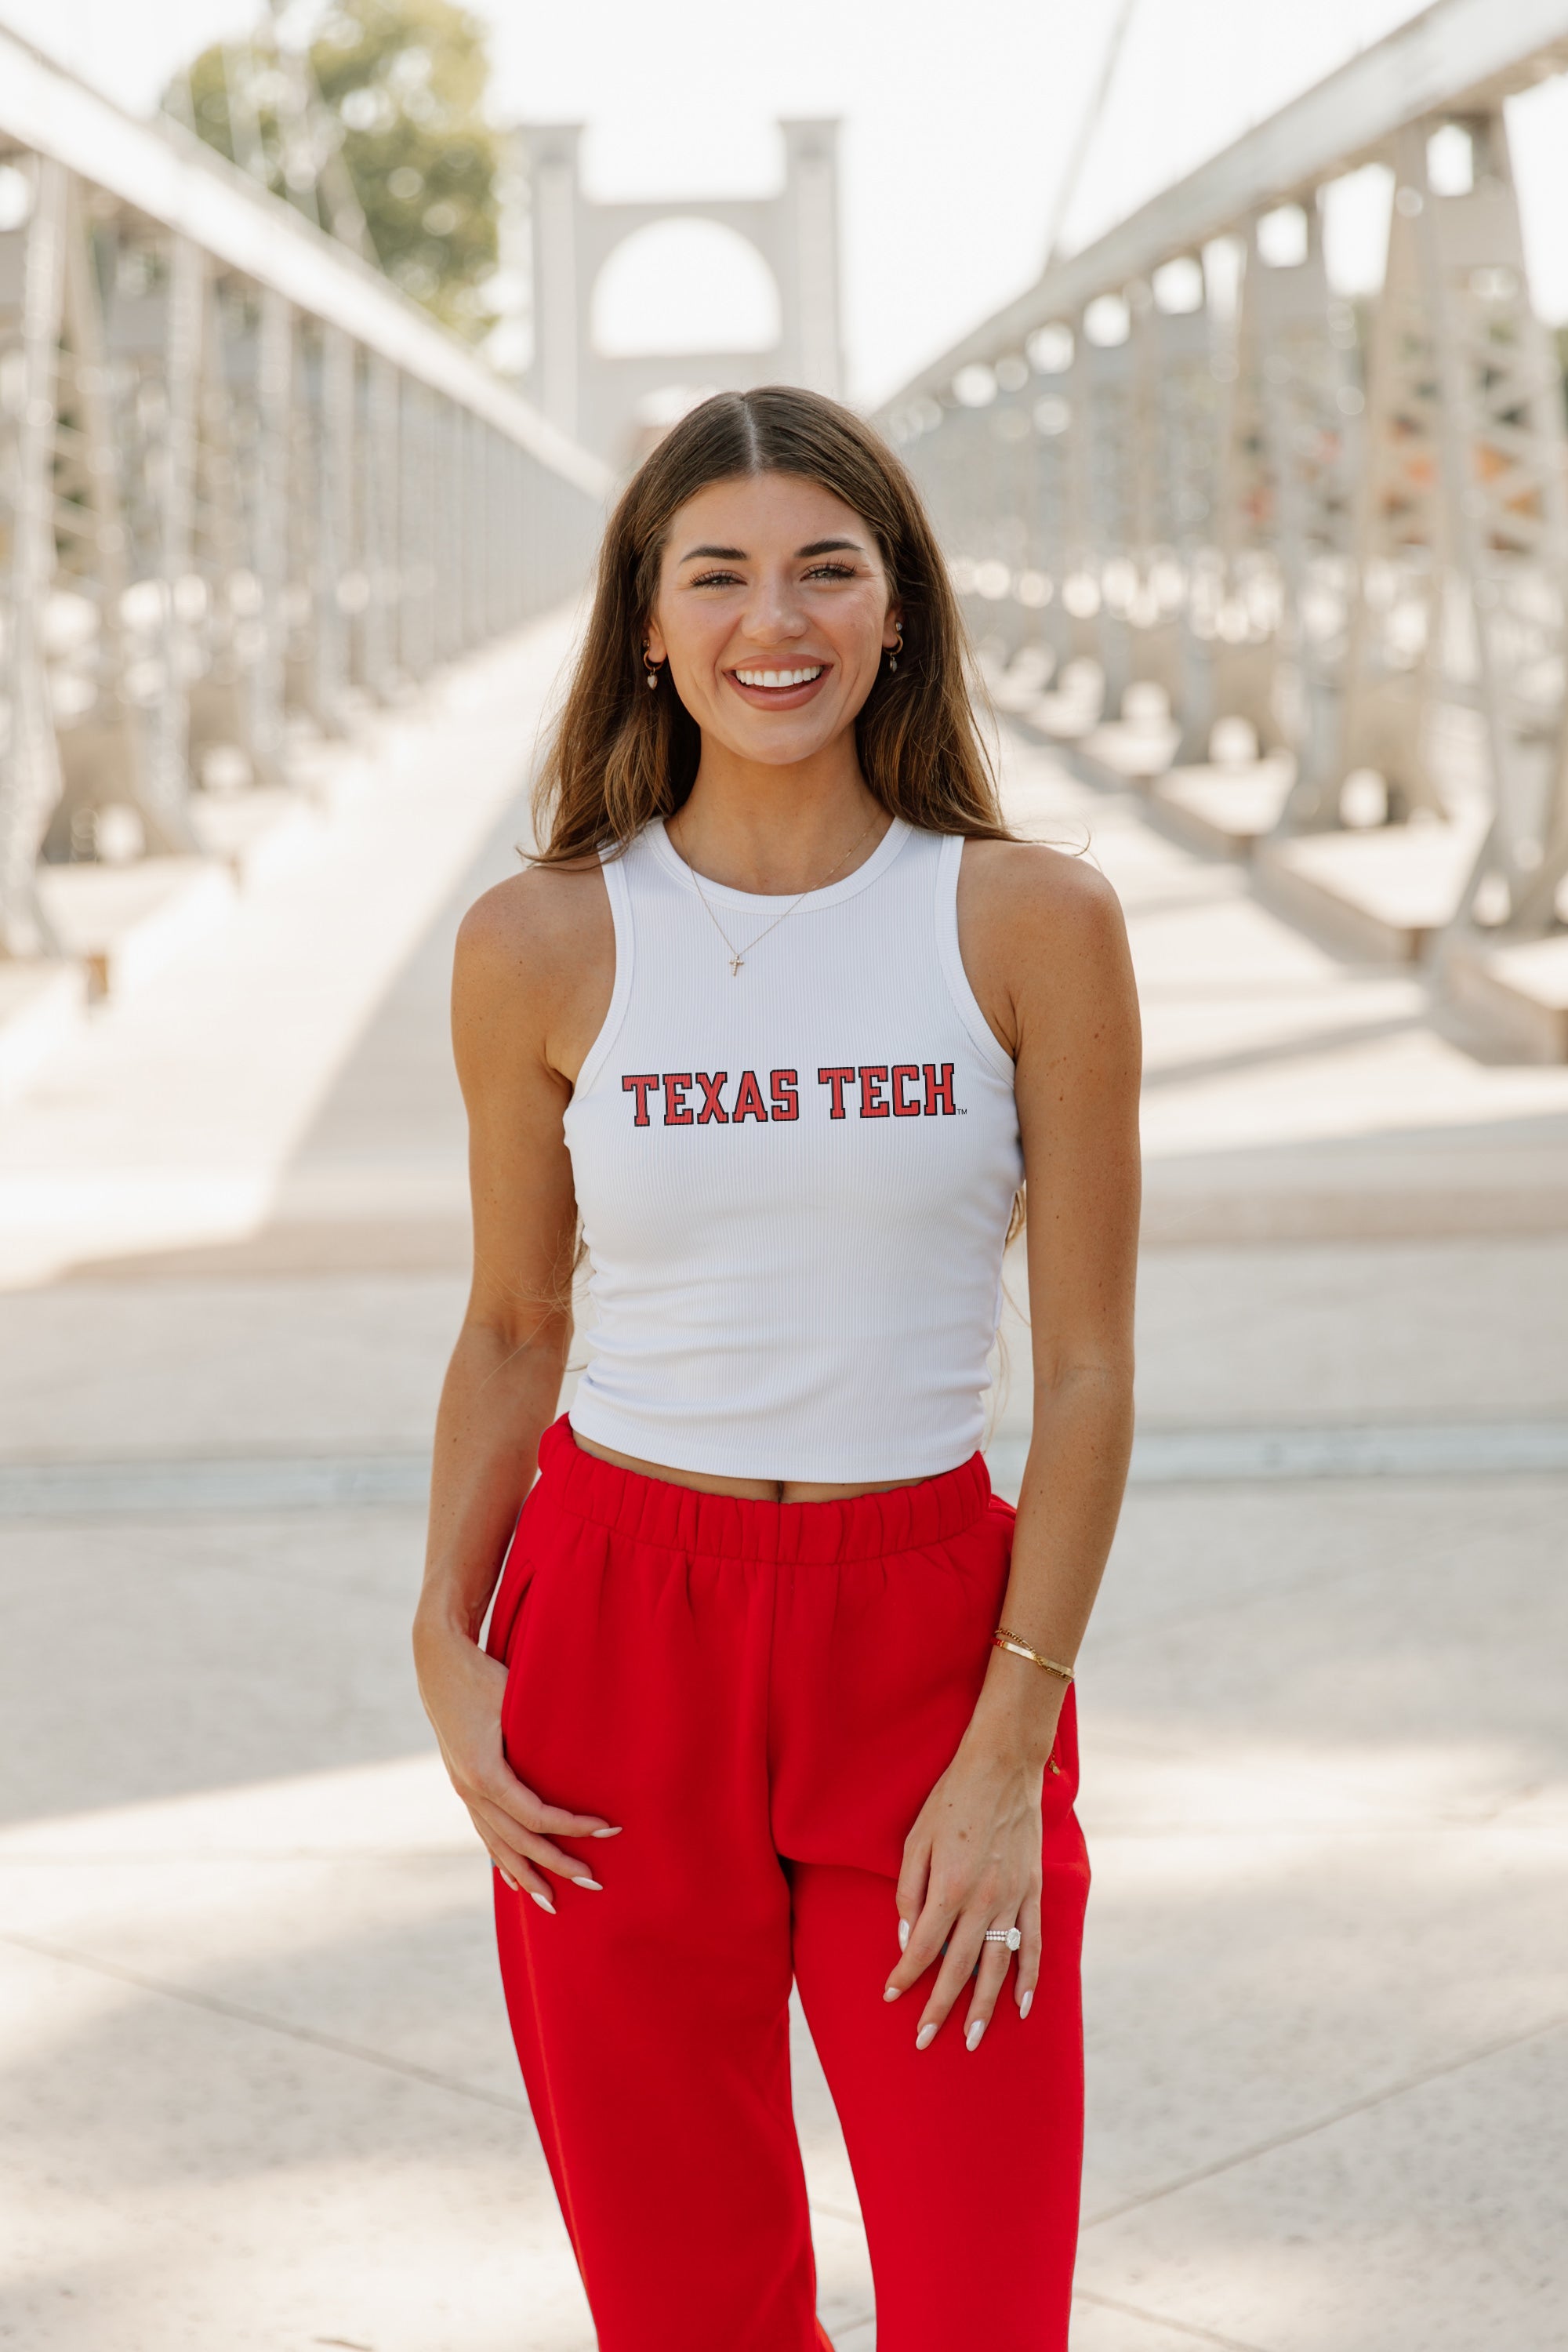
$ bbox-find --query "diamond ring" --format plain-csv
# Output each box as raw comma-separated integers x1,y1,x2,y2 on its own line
983,1926,1022,1951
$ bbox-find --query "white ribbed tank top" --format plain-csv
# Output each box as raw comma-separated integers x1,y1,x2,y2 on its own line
564,816,1023,1482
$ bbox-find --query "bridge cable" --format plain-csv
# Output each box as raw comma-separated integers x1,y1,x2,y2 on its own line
1041,0,1143,270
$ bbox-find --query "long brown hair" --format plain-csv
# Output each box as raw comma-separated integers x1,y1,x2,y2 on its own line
531,385,1009,862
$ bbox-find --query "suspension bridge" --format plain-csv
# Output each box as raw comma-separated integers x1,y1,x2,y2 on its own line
1,5,1566,2350
886,0,1568,1058
0,18,607,1091
6,0,1568,1073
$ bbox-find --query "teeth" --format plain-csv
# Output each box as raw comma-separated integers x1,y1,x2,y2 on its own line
735,666,823,688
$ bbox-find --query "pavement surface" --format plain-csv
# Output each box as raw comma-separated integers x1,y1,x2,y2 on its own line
2,612,1566,2351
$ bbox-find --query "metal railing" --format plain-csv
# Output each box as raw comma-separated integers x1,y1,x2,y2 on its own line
0,25,611,960
879,0,1568,953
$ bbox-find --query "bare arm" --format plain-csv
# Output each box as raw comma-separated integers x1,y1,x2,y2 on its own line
412,863,621,1911
882,844,1141,2044
969,848,1140,1748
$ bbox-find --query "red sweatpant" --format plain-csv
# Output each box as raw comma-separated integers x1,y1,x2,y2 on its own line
488,1417,1090,2351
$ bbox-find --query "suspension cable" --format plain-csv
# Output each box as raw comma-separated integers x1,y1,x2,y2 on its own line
1042,0,1143,269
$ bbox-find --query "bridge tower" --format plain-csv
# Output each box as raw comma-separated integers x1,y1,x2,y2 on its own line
517,121,843,467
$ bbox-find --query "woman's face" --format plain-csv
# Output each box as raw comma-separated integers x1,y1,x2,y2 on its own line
645,470,902,770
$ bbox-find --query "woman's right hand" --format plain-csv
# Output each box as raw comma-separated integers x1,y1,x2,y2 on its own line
413,1615,620,1912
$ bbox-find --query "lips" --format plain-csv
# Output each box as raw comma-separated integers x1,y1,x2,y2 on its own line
726,662,832,710
733,665,823,688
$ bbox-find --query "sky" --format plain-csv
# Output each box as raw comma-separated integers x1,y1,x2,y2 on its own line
6,0,1568,404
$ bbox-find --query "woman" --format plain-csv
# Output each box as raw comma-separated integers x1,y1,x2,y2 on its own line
413,386,1140,2352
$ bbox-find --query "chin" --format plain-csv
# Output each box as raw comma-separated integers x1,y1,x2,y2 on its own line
745,732,835,766
704,712,834,764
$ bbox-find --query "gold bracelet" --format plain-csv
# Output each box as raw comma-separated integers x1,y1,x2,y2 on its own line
993,1626,1075,1682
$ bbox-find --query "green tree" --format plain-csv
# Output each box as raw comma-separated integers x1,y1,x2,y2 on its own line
169,0,500,342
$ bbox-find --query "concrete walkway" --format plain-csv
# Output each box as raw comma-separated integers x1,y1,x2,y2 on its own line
1,622,1565,2350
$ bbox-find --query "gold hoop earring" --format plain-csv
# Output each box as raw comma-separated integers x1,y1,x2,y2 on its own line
643,644,664,691
886,623,904,675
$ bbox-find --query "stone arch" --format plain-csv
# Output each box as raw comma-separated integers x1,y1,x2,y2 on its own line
590,219,782,358
517,119,842,468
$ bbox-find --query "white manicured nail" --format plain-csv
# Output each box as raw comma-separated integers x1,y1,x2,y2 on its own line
898,1918,910,1952
592,1826,622,1838
915,2023,937,2052
1019,1989,1033,2020
499,1871,518,1891
529,1890,556,1915
966,2019,985,2052
573,1876,604,1892
884,1984,901,2002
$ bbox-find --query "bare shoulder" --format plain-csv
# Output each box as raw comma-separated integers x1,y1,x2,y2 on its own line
456,856,610,986
956,837,1133,1054
960,835,1123,946
453,855,614,1082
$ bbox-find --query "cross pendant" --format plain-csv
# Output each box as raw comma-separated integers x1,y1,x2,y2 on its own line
729,953,745,976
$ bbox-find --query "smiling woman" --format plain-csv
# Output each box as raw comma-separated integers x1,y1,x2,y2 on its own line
412,387,1141,2352
535,388,1007,859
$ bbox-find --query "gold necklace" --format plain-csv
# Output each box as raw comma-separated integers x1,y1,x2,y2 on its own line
668,811,884,977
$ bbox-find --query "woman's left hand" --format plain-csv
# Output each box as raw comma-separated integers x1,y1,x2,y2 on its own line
882,1726,1048,2050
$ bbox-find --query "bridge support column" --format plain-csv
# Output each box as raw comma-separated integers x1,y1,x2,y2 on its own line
1018,352,1073,679
397,379,426,682
462,410,485,652
311,322,355,735
520,123,583,445
1325,159,1450,837
1140,277,1223,762
1122,281,1198,718
184,276,261,787
779,121,843,398
1243,206,1360,831
148,234,205,833
1406,114,1568,936
249,287,292,783
358,355,401,701
1192,242,1294,768
1075,316,1136,721
0,158,67,956
440,401,463,661
49,180,183,859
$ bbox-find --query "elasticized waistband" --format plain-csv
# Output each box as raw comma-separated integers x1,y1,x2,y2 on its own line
539,1415,993,1563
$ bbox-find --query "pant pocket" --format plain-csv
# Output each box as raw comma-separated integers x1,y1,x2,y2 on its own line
484,1483,549,1664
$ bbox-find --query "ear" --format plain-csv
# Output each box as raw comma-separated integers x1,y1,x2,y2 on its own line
644,617,668,664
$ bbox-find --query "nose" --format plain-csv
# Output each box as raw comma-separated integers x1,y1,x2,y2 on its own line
739,568,811,648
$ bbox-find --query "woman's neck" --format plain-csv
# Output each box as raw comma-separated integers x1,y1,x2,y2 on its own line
670,738,887,895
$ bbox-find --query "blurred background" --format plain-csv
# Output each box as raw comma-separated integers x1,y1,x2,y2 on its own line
2,4,1566,2348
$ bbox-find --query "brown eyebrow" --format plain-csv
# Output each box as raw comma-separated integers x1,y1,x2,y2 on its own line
677,537,866,563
